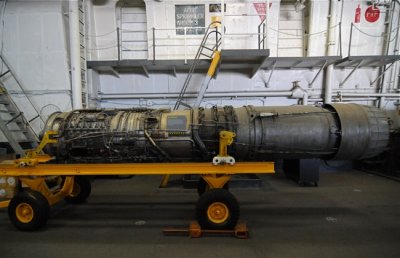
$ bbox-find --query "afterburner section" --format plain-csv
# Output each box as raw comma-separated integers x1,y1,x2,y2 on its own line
326,103,390,160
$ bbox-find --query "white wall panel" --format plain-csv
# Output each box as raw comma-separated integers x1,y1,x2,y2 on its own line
43,13,65,51
306,0,329,56
0,1,72,137
278,4,304,57
89,0,281,60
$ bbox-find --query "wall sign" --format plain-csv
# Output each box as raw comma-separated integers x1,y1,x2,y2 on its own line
175,5,205,35
253,2,272,22
365,6,380,23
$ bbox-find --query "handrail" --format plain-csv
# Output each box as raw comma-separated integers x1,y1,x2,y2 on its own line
258,20,266,49
173,21,222,110
0,55,45,126
152,22,221,63
348,22,398,56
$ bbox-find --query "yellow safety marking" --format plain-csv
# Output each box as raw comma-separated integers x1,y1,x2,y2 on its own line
0,162,274,177
207,51,221,77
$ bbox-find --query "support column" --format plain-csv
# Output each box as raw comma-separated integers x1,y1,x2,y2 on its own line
69,0,83,109
324,0,339,104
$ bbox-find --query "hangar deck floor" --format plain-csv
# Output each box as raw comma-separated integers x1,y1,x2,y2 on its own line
0,169,399,258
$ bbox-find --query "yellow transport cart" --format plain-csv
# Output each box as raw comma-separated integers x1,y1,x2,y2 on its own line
0,131,274,231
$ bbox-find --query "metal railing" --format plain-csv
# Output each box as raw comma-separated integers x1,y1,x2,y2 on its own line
348,22,399,56
87,22,346,61
268,23,343,57
258,20,267,49
150,25,221,64
87,12,270,62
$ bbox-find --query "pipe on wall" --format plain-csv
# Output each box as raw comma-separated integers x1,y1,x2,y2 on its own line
98,90,400,105
378,0,396,108
69,0,83,109
390,2,400,92
309,97,380,102
338,93,400,97
99,91,294,99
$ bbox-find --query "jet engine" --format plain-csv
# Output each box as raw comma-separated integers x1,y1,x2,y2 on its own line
42,103,390,163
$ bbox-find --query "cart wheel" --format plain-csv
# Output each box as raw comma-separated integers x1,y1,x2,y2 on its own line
8,189,50,231
197,178,229,196
65,176,91,204
196,189,239,230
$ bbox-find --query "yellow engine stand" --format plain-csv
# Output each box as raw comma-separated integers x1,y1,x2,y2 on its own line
0,130,274,232
212,130,236,165
15,130,58,167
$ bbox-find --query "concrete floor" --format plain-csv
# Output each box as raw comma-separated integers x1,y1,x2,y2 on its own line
0,169,400,258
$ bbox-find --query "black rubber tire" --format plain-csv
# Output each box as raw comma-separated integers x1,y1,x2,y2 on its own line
64,176,91,204
197,178,229,196
8,189,50,231
195,189,239,230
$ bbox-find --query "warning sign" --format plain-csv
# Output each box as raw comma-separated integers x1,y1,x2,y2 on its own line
253,2,272,22
365,6,380,23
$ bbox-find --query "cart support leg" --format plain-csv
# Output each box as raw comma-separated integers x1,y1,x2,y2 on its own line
201,175,231,189
19,176,75,205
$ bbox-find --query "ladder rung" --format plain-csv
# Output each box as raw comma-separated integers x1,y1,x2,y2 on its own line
25,139,39,143
6,112,23,125
0,70,10,78
18,140,38,145
200,53,213,58
0,110,15,114
202,46,214,51
8,129,28,133
0,101,10,105
178,101,192,109
28,115,40,123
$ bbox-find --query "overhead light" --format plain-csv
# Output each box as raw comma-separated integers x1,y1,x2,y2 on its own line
295,0,306,13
